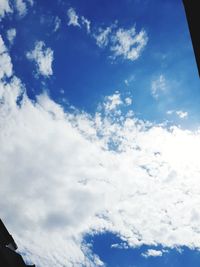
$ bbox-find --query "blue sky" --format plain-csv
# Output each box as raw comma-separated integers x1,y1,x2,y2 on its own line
0,1,200,267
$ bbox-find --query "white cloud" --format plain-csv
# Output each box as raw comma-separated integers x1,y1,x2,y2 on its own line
26,41,54,77
166,110,188,119
166,110,173,115
2,36,200,267
176,110,188,119
111,242,129,249
94,27,112,48
54,16,61,32
0,35,13,79
141,249,163,258
81,16,91,33
64,7,148,61
0,0,12,20
103,92,123,111
67,7,80,27
151,74,166,98
125,97,132,105
7,28,17,45
0,0,33,19
15,0,27,16
93,25,148,61
110,27,148,61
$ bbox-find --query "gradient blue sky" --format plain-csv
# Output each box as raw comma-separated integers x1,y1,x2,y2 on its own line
0,1,200,267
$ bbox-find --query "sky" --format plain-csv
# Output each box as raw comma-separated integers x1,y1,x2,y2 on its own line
0,0,200,267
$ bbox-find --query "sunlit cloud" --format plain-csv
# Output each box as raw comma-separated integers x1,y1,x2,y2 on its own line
26,41,54,77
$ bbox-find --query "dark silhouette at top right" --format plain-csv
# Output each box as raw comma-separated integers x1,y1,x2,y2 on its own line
182,0,200,77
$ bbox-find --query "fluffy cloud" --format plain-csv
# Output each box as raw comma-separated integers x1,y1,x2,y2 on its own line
103,92,123,111
15,0,27,16
110,27,148,61
141,249,163,258
167,110,188,119
151,74,167,98
7,28,17,45
0,0,34,20
94,25,148,61
2,35,200,267
67,7,80,27
26,41,54,77
176,110,188,119
0,0,12,20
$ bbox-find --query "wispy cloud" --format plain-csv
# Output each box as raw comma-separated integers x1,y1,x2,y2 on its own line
0,0,12,20
81,16,91,33
176,110,188,119
65,6,148,62
124,74,135,86
26,41,54,77
94,26,113,48
103,92,123,111
141,249,163,258
110,27,148,61
7,28,16,45
15,0,27,16
67,7,80,27
0,35,13,79
53,16,61,32
167,110,188,119
93,24,148,61
111,242,129,249
151,74,167,98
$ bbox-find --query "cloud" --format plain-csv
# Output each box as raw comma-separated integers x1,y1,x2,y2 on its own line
26,41,54,77
141,249,163,258
103,92,123,111
0,0,12,20
94,25,148,61
65,6,147,61
124,74,135,86
110,27,148,61
67,8,91,33
151,74,167,98
176,110,188,119
7,28,17,45
67,7,80,27
167,110,188,119
15,0,27,16
94,27,113,48
0,0,34,20
2,35,200,267
81,16,91,33
125,97,132,105
14,0,34,16
54,16,61,32
111,242,129,249
0,35,13,79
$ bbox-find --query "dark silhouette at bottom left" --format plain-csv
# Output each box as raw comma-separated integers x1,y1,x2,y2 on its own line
0,218,35,267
